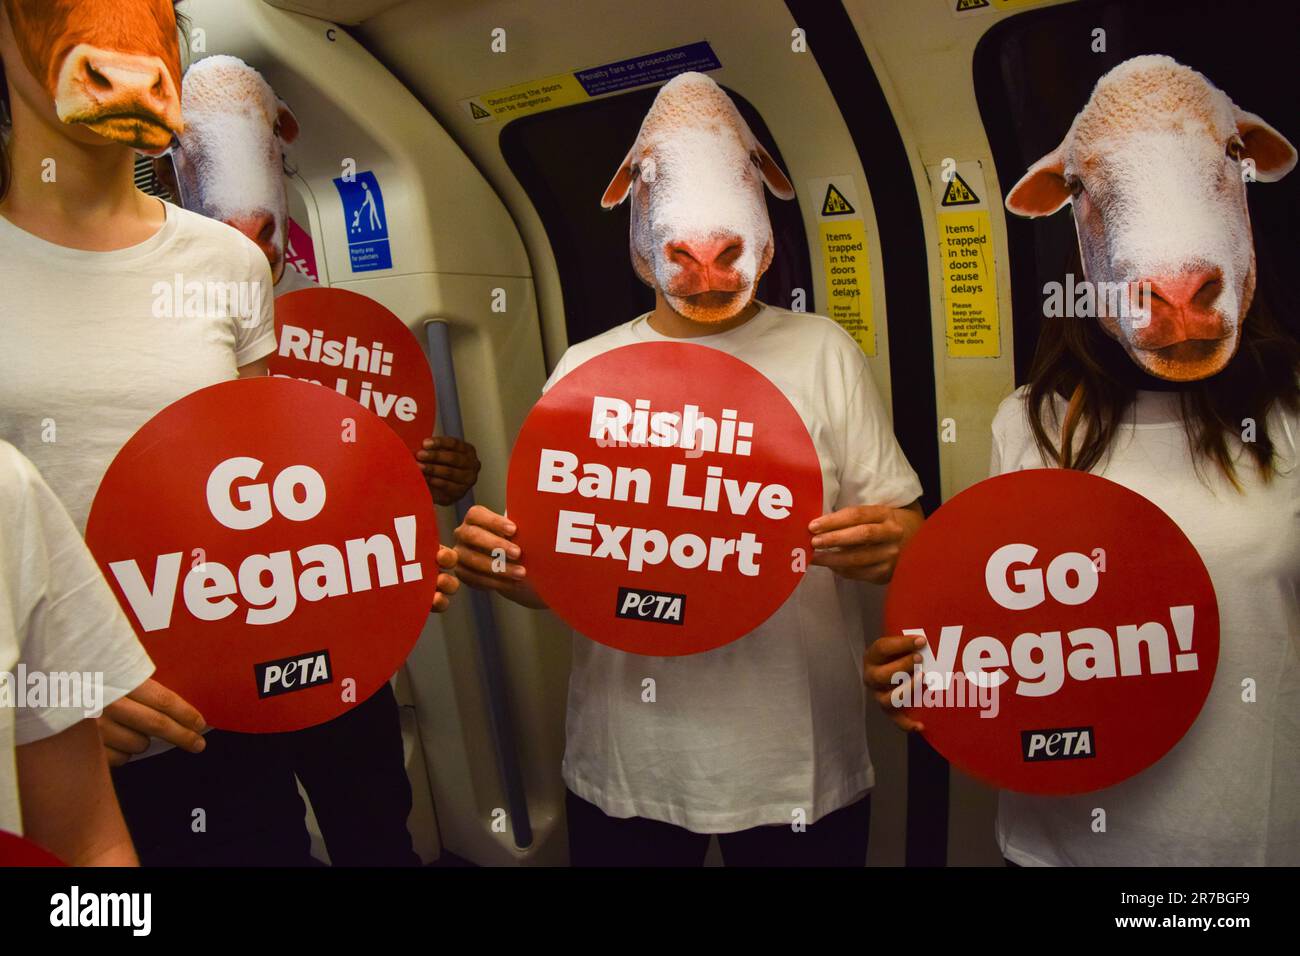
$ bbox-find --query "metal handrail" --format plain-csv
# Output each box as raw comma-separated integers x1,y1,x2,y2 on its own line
424,319,533,850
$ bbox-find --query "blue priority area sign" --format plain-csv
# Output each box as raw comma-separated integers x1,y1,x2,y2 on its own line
332,170,393,272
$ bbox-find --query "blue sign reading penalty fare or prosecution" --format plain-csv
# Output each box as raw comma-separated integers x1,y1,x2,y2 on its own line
575,41,722,97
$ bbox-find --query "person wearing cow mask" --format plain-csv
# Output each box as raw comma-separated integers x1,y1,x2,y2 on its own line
455,72,924,866
867,55,1299,866
152,53,479,866
0,0,460,866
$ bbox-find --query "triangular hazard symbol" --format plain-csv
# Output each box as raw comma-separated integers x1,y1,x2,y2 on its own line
470,101,491,120
956,0,990,11
821,184,855,216
941,172,980,206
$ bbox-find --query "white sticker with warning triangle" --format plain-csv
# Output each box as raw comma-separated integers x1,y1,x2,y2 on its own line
807,176,874,356
926,160,1001,358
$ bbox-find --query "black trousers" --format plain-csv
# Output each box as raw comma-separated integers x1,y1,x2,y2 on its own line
112,682,418,867
565,789,872,867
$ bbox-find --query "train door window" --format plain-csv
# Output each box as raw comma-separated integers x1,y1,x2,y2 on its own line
973,0,1300,383
500,86,812,347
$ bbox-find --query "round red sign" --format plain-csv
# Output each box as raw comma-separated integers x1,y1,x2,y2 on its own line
0,830,64,866
507,342,823,656
85,377,440,732
883,469,1219,794
269,287,436,455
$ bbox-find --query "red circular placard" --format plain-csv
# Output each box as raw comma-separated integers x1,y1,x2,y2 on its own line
85,377,439,732
883,469,1219,795
269,287,435,455
0,830,64,866
507,342,823,656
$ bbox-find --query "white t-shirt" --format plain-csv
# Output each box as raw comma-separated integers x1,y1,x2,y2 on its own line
0,200,276,533
990,386,1300,865
545,303,922,832
0,441,154,836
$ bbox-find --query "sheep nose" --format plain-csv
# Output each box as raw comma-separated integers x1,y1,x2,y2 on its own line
1129,268,1226,347
222,213,280,266
667,235,745,273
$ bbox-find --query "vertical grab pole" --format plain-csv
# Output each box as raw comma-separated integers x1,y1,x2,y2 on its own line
424,319,534,850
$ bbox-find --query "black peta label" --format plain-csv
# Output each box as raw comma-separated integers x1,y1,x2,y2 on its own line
1021,726,1096,762
254,649,333,698
615,587,686,626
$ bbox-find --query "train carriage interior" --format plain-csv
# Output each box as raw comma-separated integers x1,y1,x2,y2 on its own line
117,0,1298,868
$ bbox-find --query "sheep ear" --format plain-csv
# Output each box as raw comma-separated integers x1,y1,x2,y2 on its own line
1234,107,1297,182
1005,147,1071,218
755,142,795,200
601,146,635,208
275,100,300,145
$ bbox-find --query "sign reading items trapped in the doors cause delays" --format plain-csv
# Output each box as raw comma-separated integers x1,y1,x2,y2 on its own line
928,159,1001,357
333,170,392,272
507,343,823,656
809,176,874,356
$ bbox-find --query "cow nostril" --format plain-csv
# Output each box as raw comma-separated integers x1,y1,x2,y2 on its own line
257,219,276,245
84,61,112,92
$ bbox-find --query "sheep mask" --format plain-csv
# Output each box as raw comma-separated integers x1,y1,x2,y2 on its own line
1006,55,1297,382
601,72,796,324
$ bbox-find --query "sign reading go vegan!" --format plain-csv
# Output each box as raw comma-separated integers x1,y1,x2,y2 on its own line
85,377,440,732
507,342,822,656
884,470,1219,794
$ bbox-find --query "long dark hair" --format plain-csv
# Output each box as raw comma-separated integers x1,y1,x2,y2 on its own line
1026,243,1300,489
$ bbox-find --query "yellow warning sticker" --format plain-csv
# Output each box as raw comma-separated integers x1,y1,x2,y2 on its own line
952,0,1050,15
821,184,856,216
938,211,999,356
809,176,873,355
461,73,588,123
927,161,1000,358
820,220,873,354
940,172,980,206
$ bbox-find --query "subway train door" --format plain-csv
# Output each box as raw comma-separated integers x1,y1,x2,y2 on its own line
178,0,570,865
354,0,935,865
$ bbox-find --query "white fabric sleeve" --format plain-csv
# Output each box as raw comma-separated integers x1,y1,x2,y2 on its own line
234,239,277,368
11,452,154,745
835,361,924,510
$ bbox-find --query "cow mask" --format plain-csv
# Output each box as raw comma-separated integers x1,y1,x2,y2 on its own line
601,72,796,324
1006,55,1296,382
3,0,183,154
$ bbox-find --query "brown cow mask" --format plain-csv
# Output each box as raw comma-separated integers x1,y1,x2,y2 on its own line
4,0,183,154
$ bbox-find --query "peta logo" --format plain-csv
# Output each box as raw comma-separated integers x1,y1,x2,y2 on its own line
616,587,685,625
1021,726,1095,762
50,886,151,936
255,649,333,698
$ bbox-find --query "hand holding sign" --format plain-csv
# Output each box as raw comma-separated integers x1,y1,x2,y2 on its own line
86,377,443,733
880,469,1219,794
504,342,822,656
